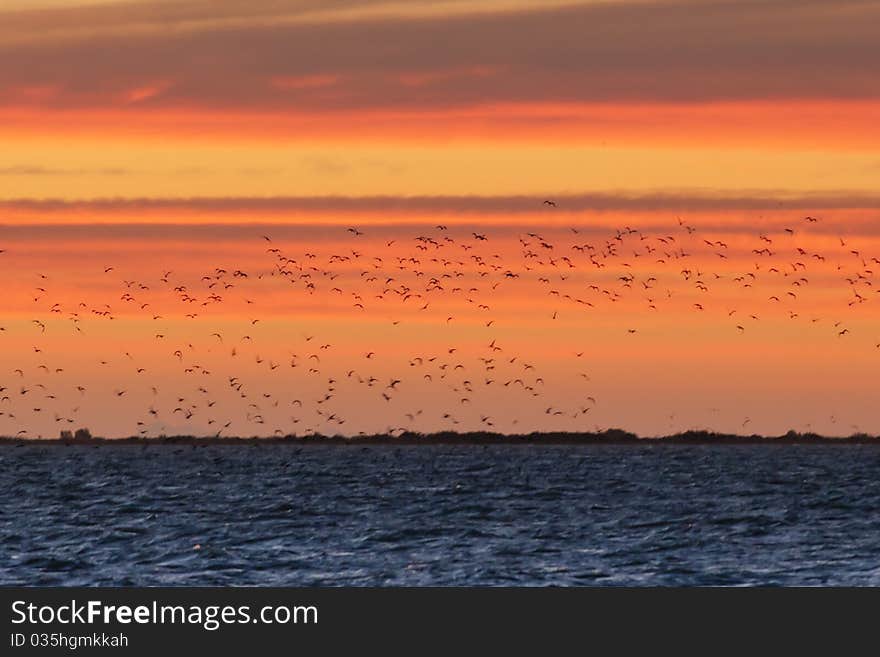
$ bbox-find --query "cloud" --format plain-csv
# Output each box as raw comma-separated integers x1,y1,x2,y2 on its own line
0,165,130,176
1,0,878,112
3,190,880,216
270,74,341,91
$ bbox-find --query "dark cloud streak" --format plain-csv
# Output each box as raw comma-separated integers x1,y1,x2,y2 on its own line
1,0,878,110
3,191,880,215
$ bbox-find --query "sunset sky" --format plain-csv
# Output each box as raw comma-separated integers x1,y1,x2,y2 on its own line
1,0,879,438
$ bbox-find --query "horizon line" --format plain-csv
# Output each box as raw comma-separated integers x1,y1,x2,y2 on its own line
4,429,880,445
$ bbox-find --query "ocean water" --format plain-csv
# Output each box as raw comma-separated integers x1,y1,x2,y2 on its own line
2,443,880,586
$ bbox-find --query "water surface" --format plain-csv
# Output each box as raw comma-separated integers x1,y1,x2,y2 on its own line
2,444,879,586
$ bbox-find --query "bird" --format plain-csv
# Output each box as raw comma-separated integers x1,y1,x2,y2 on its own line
4,202,878,443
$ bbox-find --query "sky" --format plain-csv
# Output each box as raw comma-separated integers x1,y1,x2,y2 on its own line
1,0,879,439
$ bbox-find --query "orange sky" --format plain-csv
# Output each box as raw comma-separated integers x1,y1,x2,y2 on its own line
1,0,879,438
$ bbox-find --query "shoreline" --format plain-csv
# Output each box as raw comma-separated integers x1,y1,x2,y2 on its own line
2,429,879,446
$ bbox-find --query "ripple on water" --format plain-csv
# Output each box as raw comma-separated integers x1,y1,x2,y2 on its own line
2,444,880,585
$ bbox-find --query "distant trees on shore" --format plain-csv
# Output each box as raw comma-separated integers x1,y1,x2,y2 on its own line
60,428,93,441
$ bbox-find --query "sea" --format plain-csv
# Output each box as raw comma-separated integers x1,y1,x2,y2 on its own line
2,443,880,586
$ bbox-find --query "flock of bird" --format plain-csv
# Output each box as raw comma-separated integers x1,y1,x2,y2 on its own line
1,203,879,439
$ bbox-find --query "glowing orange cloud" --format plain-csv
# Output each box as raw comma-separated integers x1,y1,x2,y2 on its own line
1,101,879,150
